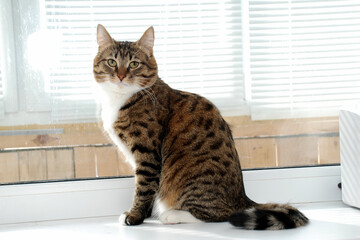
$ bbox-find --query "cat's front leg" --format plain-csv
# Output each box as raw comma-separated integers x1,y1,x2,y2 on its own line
120,147,161,225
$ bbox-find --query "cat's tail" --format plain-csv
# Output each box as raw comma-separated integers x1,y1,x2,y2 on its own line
228,203,309,230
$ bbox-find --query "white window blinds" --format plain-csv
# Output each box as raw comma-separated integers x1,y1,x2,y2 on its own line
248,0,360,120
44,0,244,122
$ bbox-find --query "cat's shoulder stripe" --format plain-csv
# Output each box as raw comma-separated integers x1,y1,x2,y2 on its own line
120,94,144,111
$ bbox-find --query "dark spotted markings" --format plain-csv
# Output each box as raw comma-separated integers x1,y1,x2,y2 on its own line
204,119,213,130
130,130,142,137
131,144,160,162
134,121,148,128
136,169,157,178
137,189,156,197
190,101,199,112
204,103,214,111
140,161,161,171
210,140,223,150
192,140,205,151
147,130,155,138
206,132,215,138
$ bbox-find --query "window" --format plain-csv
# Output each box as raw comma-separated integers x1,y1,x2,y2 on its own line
248,0,360,120
44,0,245,122
1,0,357,186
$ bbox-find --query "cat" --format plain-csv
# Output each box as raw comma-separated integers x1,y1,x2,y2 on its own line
93,24,308,230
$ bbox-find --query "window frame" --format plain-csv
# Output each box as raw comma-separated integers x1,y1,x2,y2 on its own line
0,165,341,225
0,0,18,117
0,0,53,126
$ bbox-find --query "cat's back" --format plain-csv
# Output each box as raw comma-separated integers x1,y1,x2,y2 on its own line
159,85,234,160
154,83,249,219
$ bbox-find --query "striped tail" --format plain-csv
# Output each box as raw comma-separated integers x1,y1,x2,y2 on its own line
228,203,309,230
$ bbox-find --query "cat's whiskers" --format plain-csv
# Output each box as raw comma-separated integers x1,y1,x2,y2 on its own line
136,78,166,86
134,85,149,107
138,87,156,107
135,78,158,87
143,88,159,107
134,82,158,107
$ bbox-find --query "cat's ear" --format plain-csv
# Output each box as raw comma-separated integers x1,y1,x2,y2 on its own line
97,24,114,49
137,26,154,54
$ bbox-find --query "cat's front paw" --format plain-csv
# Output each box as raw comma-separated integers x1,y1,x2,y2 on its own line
118,211,144,226
118,213,128,226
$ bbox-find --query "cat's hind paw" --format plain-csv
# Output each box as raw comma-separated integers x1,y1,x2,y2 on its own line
159,210,202,224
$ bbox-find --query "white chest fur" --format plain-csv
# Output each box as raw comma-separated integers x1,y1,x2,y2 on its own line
97,82,139,169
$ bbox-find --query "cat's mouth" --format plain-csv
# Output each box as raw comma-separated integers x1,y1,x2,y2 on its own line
114,78,132,88
116,80,129,87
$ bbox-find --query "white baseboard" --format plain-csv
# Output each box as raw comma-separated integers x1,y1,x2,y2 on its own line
0,165,341,225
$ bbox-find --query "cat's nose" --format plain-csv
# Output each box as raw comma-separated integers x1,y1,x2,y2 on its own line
118,74,126,80
117,67,127,81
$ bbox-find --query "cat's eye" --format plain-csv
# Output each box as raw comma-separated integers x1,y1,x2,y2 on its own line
107,59,117,67
129,61,139,69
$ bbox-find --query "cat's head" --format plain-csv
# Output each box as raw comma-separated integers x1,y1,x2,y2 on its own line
93,25,158,93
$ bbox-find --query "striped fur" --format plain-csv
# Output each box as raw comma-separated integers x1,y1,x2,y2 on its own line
229,203,309,230
93,25,309,230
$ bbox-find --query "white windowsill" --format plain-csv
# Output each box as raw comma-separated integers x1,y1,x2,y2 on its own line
0,165,341,225
1,201,360,240
3,165,358,239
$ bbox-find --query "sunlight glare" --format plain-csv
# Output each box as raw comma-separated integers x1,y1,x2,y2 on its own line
26,30,62,70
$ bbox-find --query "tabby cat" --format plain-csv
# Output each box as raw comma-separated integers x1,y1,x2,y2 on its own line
93,24,308,230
